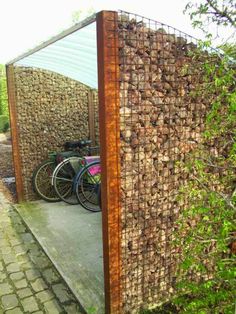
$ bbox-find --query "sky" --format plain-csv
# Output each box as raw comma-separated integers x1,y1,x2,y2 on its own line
0,0,233,64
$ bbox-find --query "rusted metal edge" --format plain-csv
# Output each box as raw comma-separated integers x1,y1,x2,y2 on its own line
96,10,121,314
5,65,24,202
88,89,96,146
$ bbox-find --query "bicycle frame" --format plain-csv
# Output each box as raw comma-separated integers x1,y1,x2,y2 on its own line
72,159,101,192
51,156,83,186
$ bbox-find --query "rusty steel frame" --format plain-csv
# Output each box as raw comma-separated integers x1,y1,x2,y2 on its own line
97,11,122,314
5,65,24,202
6,11,122,312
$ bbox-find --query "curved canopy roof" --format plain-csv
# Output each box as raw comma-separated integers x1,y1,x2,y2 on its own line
8,15,98,89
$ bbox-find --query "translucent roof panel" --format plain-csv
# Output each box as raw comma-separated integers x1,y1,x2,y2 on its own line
15,22,98,89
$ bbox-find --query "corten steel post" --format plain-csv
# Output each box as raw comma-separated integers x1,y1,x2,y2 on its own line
6,65,24,202
97,11,122,314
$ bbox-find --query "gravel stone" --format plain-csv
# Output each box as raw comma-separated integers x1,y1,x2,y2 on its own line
10,272,24,281
21,296,39,312
6,263,20,273
0,239,9,248
30,255,51,269
44,299,63,314
3,253,17,265
25,243,41,256
25,269,41,281
14,279,28,289
1,294,19,310
35,290,54,303
5,308,23,314
17,288,32,299
10,238,22,247
64,303,82,314
0,245,12,254
52,283,72,303
0,272,7,282
43,268,60,284
16,255,31,265
13,244,27,256
10,216,22,225
31,278,48,292
21,233,35,243
14,225,26,233
0,283,13,296
19,262,32,271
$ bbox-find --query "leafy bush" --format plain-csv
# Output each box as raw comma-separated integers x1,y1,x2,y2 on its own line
0,64,8,117
170,1,236,313
0,115,9,133
142,1,236,313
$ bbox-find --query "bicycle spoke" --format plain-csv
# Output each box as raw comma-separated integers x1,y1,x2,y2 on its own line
33,160,59,202
53,158,82,205
82,188,97,203
54,176,73,183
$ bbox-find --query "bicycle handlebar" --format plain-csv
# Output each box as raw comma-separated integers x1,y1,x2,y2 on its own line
63,139,92,150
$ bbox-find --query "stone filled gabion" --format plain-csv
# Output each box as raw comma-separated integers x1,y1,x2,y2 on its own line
14,66,93,201
118,15,212,312
93,91,100,145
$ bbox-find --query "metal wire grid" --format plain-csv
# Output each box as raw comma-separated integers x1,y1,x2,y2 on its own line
12,66,92,201
92,89,100,145
112,10,213,311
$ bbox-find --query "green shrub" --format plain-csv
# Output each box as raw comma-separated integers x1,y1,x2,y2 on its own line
3,120,9,132
0,65,8,117
0,115,9,133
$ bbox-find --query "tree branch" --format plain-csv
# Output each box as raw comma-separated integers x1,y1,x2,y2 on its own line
192,174,236,211
206,0,236,26
196,156,236,169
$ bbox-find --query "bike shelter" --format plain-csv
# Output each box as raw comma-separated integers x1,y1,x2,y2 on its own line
6,10,215,314
7,13,105,314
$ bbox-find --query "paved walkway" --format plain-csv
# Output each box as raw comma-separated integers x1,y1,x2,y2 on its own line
0,191,82,314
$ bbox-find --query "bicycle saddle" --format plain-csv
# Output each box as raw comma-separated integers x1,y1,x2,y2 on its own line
63,139,92,150
78,139,92,148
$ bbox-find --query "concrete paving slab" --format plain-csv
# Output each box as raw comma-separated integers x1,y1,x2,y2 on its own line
15,201,104,313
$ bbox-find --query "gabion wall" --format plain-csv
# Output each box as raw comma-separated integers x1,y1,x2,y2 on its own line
118,13,211,312
14,66,94,200
93,90,100,145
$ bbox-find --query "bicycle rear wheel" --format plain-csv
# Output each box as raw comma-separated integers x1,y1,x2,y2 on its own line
32,160,60,202
53,157,83,205
75,161,101,212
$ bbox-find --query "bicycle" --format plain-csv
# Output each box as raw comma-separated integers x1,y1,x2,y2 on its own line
75,159,101,212
51,154,100,206
32,139,92,202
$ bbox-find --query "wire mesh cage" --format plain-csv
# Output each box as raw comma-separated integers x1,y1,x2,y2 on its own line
8,65,99,201
115,10,217,312
6,9,231,313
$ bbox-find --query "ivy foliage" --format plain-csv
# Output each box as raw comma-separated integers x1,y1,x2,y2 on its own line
172,1,236,313
143,1,235,313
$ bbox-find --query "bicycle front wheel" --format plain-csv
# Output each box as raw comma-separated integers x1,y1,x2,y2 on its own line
53,157,83,205
32,160,60,202
75,161,101,212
